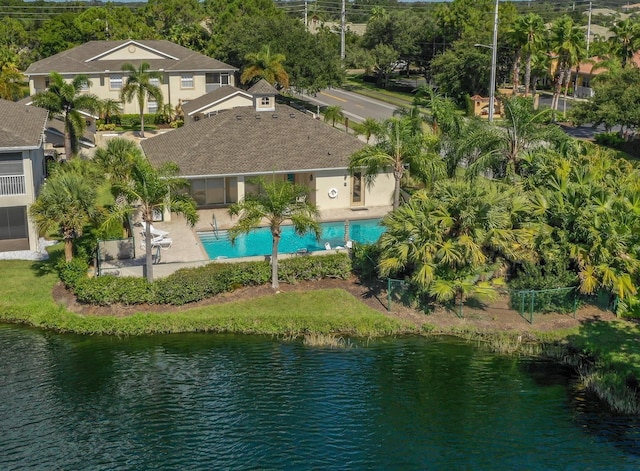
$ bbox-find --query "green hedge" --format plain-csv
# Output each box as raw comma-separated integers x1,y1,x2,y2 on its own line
60,254,351,306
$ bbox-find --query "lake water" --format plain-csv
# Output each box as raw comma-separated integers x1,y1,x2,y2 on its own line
1,324,639,470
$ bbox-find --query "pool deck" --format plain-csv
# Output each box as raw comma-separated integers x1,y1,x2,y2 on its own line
99,206,392,278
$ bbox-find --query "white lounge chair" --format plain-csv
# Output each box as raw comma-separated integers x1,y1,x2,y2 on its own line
143,222,169,238
141,236,173,250
324,242,332,250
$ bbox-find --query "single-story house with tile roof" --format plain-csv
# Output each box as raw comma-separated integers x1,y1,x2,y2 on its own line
25,39,237,115
0,99,49,252
140,82,394,213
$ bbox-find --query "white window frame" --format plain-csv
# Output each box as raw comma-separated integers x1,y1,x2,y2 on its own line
221,73,229,85
149,77,161,88
261,97,271,106
109,74,123,90
147,99,158,114
181,73,194,89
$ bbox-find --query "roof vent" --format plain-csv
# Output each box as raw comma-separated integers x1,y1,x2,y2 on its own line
236,115,242,120
272,114,278,119
255,115,261,119
290,113,296,118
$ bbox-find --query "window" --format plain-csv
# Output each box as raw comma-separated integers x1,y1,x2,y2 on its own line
181,73,194,89
0,153,23,176
149,77,161,87
110,75,123,90
79,80,89,92
0,206,27,241
148,99,158,113
221,73,229,85
261,97,271,106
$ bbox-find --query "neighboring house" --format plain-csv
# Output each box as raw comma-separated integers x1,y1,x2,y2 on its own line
572,52,640,98
181,86,254,124
24,39,237,115
141,81,394,212
0,99,49,252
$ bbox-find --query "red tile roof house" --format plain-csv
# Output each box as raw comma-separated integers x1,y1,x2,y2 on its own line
0,99,49,253
140,81,395,217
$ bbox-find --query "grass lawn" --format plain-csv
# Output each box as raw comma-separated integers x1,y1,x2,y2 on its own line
0,259,412,337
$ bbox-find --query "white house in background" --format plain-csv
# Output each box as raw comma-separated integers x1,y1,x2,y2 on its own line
24,40,237,115
140,80,395,213
0,99,49,252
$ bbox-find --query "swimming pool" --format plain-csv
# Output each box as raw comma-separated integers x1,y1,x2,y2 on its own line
198,218,384,260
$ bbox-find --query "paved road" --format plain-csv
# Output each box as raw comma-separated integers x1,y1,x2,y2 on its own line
295,88,399,123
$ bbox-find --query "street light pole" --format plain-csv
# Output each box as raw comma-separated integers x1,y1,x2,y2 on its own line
489,0,499,122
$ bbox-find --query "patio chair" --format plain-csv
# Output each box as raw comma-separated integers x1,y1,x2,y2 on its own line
143,222,169,238
140,236,173,250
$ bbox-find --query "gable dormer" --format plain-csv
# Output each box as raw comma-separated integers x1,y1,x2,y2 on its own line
85,40,179,63
248,79,278,112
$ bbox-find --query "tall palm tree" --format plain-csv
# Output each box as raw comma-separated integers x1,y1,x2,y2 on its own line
240,45,290,89
228,177,320,290
358,117,382,143
349,116,444,210
511,13,546,97
608,18,640,68
0,63,23,100
32,72,100,159
105,154,198,283
462,96,570,181
29,165,100,262
549,16,586,114
120,62,163,138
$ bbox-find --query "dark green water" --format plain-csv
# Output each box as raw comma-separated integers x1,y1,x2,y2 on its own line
1,325,639,470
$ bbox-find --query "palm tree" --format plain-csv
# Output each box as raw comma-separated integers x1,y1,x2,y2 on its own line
377,179,536,307
0,63,23,100
462,96,570,181
608,18,640,68
32,72,100,159
97,98,122,125
358,117,382,143
349,117,444,210
323,105,344,127
549,16,586,115
105,154,198,283
120,62,163,138
29,166,99,262
228,177,320,290
240,45,290,90
511,13,546,97
93,137,140,183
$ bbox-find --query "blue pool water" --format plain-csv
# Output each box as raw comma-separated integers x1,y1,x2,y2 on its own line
199,218,384,259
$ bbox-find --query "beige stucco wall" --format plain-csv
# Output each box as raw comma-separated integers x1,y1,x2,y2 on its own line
314,169,394,210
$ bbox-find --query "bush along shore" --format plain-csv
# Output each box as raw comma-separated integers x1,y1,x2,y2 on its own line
1,254,639,414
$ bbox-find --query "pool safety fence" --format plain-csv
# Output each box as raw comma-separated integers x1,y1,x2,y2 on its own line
387,278,414,312
509,287,578,324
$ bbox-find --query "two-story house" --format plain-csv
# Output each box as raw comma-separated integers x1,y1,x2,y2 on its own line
24,40,237,115
0,99,49,252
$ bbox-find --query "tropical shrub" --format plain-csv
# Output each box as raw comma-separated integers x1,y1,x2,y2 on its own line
66,254,351,306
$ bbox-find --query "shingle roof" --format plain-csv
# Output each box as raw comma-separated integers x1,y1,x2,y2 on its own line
248,79,279,96
25,40,236,76
0,99,48,149
141,105,364,176
181,86,253,116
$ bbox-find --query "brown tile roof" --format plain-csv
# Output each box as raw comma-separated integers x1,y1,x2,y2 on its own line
0,99,48,149
141,105,364,177
248,79,278,96
25,40,236,76
181,86,253,116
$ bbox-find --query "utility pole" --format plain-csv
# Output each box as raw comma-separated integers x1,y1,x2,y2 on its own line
586,1,593,54
489,0,499,122
304,0,308,32
341,0,346,61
